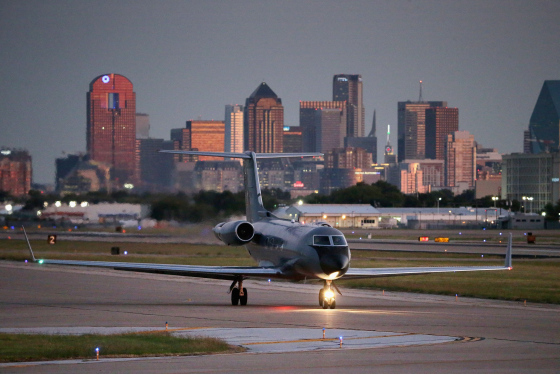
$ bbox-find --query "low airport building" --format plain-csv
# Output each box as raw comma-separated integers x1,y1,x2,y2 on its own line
278,204,510,229
40,203,150,225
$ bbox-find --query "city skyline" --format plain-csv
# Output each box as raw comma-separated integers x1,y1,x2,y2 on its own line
1,1,559,183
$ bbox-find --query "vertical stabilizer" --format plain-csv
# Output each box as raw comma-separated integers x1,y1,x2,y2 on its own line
243,152,267,222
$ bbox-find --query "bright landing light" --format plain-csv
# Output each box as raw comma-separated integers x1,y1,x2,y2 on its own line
324,290,335,299
327,271,339,280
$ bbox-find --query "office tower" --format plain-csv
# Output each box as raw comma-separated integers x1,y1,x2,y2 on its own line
333,74,365,137
523,130,531,154
179,120,225,161
55,153,111,194
0,148,32,196
321,147,372,195
300,101,346,152
225,105,244,153
502,152,560,212
324,147,372,169
136,113,150,139
398,100,446,161
444,131,476,192
345,110,378,163
425,107,459,160
87,74,137,186
137,138,175,190
283,126,303,152
244,82,284,153
170,126,190,163
55,154,83,192
316,108,346,152
384,124,397,164
527,80,560,153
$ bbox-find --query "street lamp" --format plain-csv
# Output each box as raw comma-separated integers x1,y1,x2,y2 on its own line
437,197,442,215
492,196,498,208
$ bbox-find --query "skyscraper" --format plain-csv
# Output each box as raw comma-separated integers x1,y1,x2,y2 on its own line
333,74,365,137
502,152,560,212
397,101,447,161
0,148,32,196
527,80,560,154
244,82,284,153
137,138,174,190
87,74,137,186
225,105,244,154
283,126,303,153
300,101,346,152
445,131,476,192
384,124,397,164
345,110,378,163
425,107,459,160
185,120,225,161
136,113,150,139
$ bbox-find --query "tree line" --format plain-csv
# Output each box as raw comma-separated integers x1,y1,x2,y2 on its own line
2,182,558,223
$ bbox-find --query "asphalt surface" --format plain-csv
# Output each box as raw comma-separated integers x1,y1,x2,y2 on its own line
0,261,559,373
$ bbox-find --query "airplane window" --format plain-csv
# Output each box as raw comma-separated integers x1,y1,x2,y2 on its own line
331,236,347,246
313,236,331,246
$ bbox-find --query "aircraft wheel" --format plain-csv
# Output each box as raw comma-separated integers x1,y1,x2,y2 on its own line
322,299,329,309
240,288,248,305
319,289,325,306
330,300,336,309
231,288,240,305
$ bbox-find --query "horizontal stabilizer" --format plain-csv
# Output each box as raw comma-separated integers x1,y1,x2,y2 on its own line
159,150,322,159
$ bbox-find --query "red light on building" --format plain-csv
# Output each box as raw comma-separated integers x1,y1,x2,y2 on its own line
293,181,304,188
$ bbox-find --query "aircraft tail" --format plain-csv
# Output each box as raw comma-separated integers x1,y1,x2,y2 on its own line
159,150,321,222
505,233,513,269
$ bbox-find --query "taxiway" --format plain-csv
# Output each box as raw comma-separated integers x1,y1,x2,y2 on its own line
0,261,558,373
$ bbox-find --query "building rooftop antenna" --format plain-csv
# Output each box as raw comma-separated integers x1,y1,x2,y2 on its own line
419,80,423,102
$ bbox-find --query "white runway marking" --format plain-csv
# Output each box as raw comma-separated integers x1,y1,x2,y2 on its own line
0,326,459,355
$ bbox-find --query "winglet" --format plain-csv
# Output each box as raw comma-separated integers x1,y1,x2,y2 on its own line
22,226,36,262
505,233,512,269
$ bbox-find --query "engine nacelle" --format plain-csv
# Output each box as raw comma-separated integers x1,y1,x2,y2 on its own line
213,220,255,246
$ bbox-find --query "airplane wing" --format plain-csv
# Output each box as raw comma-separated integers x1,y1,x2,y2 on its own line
343,233,513,279
23,228,283,281
32,259,282,281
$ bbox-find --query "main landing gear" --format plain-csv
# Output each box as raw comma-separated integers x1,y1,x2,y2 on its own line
229,278,248,306
319,280,337,309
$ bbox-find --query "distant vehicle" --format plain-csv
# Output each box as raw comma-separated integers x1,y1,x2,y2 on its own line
24,151,513,309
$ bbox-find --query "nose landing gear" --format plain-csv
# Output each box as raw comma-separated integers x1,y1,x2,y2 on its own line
319,280,338,309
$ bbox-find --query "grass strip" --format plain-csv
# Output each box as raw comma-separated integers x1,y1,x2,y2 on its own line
0,331,240,363
1,240,559,304
342,258,560,304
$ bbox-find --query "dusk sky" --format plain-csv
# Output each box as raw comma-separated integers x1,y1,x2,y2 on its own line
1,0,559,184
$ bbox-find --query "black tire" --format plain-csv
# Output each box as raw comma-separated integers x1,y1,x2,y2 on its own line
322,299,329,309
240,288,248,305
330,300,336,309
231,287,240,305
319,289,325,307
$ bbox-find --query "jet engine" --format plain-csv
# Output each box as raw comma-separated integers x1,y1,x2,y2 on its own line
213,220,255,246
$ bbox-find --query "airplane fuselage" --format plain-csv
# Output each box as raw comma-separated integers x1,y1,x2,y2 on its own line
245,219,351,281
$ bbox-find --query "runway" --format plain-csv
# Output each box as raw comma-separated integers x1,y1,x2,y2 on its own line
0,261,558,373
